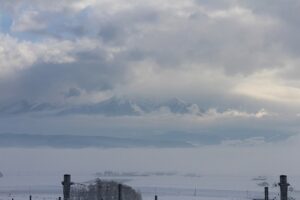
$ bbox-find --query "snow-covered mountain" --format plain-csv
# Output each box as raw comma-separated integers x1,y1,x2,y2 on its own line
58,96,142,116
58,97,201,116
0,100,57,115
0,97,202,116
159,98,201,114
161,98,192,113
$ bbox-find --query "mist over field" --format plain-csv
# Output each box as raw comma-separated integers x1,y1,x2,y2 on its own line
1,135,300,176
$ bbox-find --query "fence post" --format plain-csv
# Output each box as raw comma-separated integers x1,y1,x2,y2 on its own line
118,184,122,200
155,195,158,200
264,187,269,200
279,175,290,200
62,174,74,200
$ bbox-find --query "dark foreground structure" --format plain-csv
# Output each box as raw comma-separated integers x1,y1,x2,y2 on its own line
62,174,142,200
255,175,291,200
279,175,290,200
62,174,290,200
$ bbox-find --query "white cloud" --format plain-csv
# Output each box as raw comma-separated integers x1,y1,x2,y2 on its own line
119,63,234,101
0,34,37,76
0,35,103,77
204,108,271,119
11,10,47,32
233,69,300,106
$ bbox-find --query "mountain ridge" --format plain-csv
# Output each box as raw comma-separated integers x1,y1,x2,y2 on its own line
0,97,202,116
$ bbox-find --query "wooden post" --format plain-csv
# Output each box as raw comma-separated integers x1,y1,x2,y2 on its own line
279,175,290,200
264,187,269,200
62,174,74,200
155,195,158,200
29,195,32,200
59,197,62,200
118,184,122,200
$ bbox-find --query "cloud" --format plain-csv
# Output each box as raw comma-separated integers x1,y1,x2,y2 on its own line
204,108,271,119
11,10,47,32
0,34,102,77
64,87,82,98
1,0,300,144
233,69,300,106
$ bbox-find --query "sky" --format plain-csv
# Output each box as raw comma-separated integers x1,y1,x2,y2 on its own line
1,0,300,148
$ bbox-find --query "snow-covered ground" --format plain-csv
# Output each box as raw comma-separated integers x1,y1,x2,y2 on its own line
1,147,300,200
1,172,300,200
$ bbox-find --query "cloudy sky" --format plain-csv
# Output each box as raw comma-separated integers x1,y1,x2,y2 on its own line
1,0,300,147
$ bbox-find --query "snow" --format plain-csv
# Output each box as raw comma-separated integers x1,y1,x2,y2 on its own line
1,173,299,200
1,147,300,200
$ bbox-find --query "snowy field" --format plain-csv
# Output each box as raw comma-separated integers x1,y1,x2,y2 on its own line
1,147,300,200
0,173,298,200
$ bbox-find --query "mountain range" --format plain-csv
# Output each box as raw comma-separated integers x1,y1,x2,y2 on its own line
0,97,202,116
